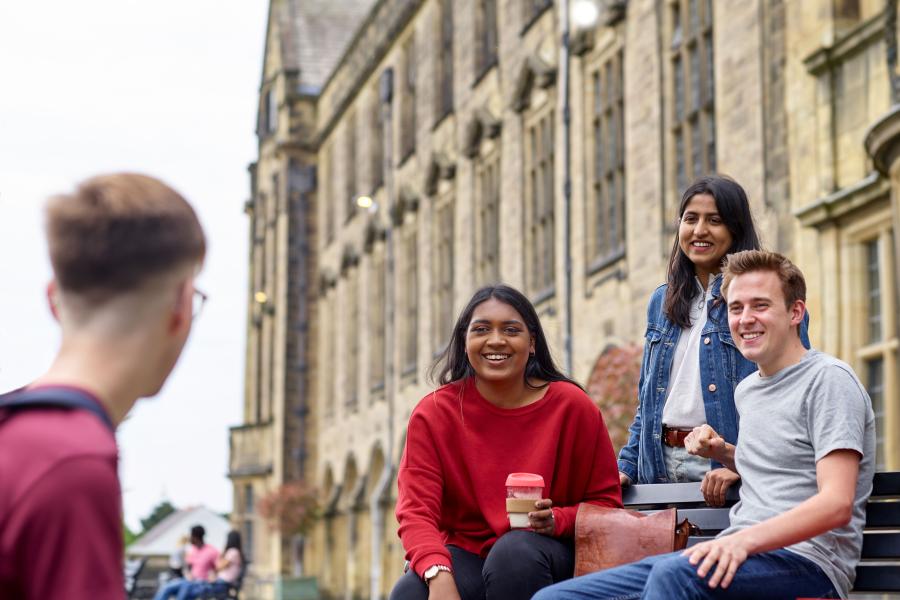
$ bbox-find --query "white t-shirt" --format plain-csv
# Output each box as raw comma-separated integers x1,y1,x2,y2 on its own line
661,276,713,428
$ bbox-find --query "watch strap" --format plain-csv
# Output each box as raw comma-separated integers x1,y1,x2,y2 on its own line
424,564,452,585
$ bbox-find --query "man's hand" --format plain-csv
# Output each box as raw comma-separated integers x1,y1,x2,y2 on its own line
427,571,461,600
684,424,735,469
528,499,555,535
684,424,724,459
682,534,752,589
619,472,632,487
701,468,740,507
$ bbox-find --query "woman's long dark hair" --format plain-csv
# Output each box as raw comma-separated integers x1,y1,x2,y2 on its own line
224,530,243,561
428,284,580,389
664,175,761,328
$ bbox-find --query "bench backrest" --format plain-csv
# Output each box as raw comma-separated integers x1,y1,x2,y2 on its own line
621,471,900,593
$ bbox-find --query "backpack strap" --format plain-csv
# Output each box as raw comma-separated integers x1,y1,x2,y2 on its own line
0,387,115,434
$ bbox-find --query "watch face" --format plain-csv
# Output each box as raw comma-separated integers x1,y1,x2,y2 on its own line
424,566,438,579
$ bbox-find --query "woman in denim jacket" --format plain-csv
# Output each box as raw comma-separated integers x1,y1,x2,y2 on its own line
617,175,809,505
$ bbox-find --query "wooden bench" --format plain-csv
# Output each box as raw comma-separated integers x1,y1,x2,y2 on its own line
621,471,900,595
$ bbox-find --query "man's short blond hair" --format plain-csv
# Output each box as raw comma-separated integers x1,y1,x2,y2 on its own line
46,173,206,301
721,250,806,308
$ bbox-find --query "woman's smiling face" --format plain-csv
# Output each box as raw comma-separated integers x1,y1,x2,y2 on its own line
678,193,733,281
465,298,534,384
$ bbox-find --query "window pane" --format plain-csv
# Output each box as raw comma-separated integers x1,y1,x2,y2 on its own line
674,56,684,122
594,116,604,176
689,0,699,35
671,2,682,49
595,182,606,257
691,118,702,178
867,239,882,343
867,358,885,471
346,272,358,410
705,110,716,173
704,31,715,105
405,234,418,368
484,0,498,67
347,114,357,215
440,0,453,116
690,44,700,113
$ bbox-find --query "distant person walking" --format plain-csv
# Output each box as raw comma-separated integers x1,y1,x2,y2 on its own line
0,173,206,599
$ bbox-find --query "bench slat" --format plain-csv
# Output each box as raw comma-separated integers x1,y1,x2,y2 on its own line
861,533,900,559
872,471,900,497
622,481,740,506
865,502,900,528
674,508,732,532
853,564,900,592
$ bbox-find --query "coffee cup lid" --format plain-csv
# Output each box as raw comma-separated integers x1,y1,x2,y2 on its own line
505,472,544,487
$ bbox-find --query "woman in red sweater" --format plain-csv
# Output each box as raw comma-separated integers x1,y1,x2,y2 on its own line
390,285,622,600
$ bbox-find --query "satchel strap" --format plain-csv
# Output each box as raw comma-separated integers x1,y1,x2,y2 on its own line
0,387,115,434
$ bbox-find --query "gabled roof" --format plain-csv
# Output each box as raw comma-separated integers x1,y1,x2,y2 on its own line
272,0,377,95
126,506,231,558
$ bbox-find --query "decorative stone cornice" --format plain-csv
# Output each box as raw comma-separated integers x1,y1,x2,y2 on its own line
794,172,889,228
511,54,557,113
423,151,457,196
391,184,420,226
318,269,338,296
340,244,360,274
363,217,386,253
804,11,885,76
463,108,502,158
323,483,343,517
865,104,900,176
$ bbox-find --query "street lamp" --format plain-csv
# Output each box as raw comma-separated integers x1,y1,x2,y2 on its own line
571,0,600,29
356,195,375,211
560,0,599,377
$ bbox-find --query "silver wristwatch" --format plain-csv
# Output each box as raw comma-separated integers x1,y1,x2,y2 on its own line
423,564,452,585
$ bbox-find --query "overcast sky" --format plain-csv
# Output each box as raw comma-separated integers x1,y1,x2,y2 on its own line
0,1,267,533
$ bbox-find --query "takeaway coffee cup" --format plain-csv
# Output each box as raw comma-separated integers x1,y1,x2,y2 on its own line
505,472,545,529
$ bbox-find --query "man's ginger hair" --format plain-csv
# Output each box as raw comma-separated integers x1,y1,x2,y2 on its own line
721,250,806,308
45,173,206,301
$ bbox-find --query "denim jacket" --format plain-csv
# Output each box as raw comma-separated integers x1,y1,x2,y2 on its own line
617,277,810,483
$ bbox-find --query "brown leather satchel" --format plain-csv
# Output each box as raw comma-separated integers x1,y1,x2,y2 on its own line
574,504,700,576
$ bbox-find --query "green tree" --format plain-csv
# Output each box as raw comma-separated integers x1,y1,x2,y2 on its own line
140,500,176,535
124,522,139,546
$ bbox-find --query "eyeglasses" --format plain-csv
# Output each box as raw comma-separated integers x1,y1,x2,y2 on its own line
192,288,209,320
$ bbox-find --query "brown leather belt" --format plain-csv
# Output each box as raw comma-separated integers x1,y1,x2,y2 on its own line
662,426,693,448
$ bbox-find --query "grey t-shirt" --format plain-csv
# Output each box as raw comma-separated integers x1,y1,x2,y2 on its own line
719,350,875,599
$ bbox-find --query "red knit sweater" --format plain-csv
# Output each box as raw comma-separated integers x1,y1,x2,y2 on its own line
395,379,622,577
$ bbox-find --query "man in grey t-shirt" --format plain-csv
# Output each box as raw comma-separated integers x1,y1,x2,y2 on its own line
534,250,875,600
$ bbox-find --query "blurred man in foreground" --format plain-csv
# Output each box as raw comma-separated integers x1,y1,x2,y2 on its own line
0,173,206,598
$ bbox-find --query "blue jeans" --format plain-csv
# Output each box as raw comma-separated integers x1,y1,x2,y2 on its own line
663,445,709,483
153,579,218,600
531,549,838,600
153,579,185,600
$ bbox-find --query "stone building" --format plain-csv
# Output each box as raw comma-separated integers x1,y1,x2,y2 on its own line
228,1,376,597
234,1,900,598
